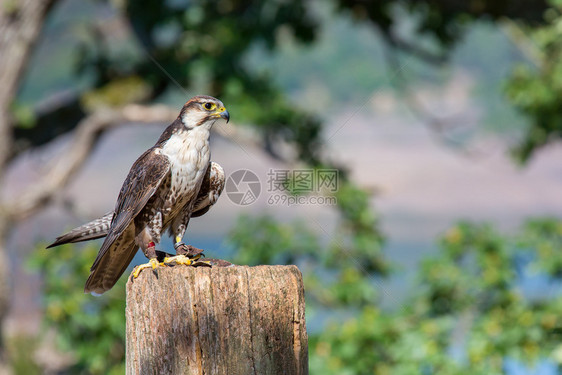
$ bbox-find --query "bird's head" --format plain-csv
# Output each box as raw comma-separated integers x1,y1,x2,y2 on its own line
180,95,230,130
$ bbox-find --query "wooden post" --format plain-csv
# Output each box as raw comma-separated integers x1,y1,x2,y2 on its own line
125,264,308,375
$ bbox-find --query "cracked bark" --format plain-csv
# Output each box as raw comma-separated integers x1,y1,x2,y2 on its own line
125,265,308,375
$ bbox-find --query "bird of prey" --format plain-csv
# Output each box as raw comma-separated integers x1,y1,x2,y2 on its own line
48,95,229,294
48,162,225,248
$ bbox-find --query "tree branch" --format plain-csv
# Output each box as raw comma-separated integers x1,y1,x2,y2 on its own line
499,17,544,69
382,45,489,158
6,104,177,221
383,29,448,65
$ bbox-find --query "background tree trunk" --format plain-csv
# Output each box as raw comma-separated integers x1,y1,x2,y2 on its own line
0,0,56,172
126,265,308,375
0,1,56,371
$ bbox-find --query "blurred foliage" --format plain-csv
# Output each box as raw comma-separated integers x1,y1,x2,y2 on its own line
330,181,387,274
518,218,562,277
20,0,560,161
33,218,562,374
337,0,548,49
29,244,126,375
74,0,324,165
303,219,562,375
228,176,387,308
6,335,40,375
228,214,319,266
505,0,562,163
80,76,152,111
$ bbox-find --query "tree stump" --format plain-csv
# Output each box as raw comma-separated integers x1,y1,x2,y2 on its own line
125,264,308,375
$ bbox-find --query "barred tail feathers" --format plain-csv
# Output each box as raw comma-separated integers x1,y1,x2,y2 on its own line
46,212,114,248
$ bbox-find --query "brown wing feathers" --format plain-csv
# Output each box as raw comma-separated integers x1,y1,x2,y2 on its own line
84,149,171,294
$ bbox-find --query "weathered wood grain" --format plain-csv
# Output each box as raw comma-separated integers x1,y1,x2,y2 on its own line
126,265,308,375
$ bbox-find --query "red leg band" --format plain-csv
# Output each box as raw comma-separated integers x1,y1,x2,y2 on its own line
148,241,155,248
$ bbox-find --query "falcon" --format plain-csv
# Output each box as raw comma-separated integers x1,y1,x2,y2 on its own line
48,95,229,294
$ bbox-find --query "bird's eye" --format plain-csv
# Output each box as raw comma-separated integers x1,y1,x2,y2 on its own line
204,102,215,110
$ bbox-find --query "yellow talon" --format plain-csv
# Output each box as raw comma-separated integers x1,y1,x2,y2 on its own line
132,258,160,278
163,255,193,266
164,255,212,268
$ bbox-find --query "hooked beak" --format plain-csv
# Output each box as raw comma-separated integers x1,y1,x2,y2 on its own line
219,109,230,123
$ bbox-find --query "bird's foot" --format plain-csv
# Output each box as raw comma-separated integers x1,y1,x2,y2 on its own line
131,258,160,279
163,254,212,268
174,242,205,258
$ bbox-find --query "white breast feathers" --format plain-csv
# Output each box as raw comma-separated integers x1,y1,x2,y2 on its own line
161,127,211,203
